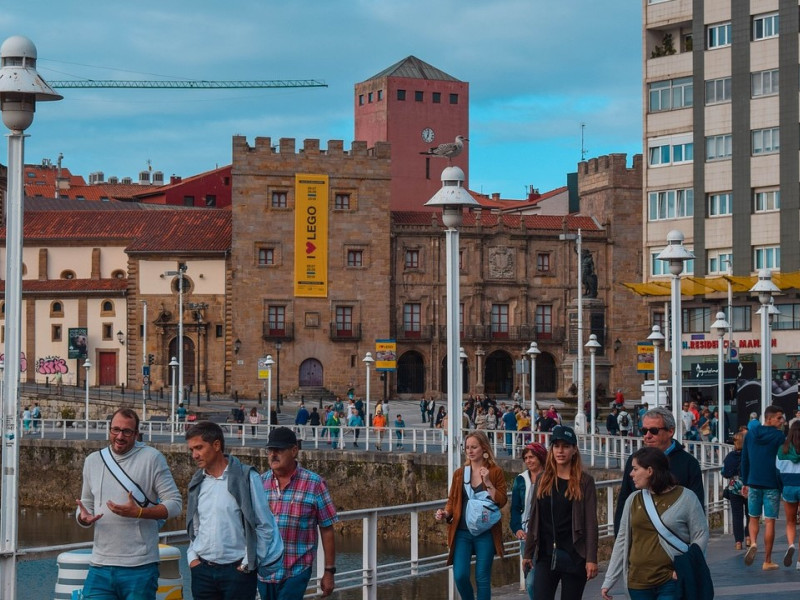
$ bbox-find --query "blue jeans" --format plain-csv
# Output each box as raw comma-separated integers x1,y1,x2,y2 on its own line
190,561,256,599
629,578,678,600
257,567,312,600
82,563,159,600
452,528,495,600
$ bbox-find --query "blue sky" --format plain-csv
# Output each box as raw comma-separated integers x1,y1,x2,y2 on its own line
1,1,642,199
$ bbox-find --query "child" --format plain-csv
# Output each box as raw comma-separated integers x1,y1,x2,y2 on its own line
394,414,406,449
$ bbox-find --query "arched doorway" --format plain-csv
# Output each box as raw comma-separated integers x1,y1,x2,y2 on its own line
439,356,470,394
299,358,323,386
397,351,425,394
536,352,557,394
484,350,513,396
168,336,195,389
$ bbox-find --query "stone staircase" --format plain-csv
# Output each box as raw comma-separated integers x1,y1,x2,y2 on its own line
283,386,335,408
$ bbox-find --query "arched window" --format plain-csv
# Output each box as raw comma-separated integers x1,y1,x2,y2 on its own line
111,269,126,279
101,300,115,316
50,301,64,317
61,270,76,280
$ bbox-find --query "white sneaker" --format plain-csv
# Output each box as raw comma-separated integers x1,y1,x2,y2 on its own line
796,561,800,571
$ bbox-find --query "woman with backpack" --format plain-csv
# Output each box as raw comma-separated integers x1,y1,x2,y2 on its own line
722,431,749,550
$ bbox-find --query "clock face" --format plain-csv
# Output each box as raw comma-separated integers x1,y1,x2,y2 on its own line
422,128,435,143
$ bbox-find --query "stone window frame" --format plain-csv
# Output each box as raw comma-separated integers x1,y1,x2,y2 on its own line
52,324,62,342
100,299,115,316
50,301,64,318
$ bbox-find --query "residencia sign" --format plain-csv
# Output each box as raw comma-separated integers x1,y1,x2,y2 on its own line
683,338,776,350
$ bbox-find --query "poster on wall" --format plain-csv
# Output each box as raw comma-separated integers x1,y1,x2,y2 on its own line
375,340,397,371
68,327,88,359
294,174,329,298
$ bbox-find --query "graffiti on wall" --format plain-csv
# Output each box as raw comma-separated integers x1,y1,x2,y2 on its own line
36,356,69,375
0,352,28,372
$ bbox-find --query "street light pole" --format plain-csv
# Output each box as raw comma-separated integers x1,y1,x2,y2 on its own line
169,357,179,443
276,341,282,411
164,265,187,409
526,342,540,414
711,312,729,442
265,355,274,428
647,325,665,408
585,334,601,466
363,352,374,450
0,36,62,596
83,359,92,440
141,300,147,420
750,270,780,418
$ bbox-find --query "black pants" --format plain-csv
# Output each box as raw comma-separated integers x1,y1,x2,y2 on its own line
534,560,587,600
729,493,747,543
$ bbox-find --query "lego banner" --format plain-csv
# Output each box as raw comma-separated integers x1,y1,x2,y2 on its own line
637,341,654,373
375,339,397,371
294,174,329,297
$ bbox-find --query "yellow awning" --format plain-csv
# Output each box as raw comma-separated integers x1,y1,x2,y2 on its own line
623,270,800,297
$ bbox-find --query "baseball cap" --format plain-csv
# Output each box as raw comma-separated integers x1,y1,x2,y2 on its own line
550,425,577,446
266,427,298,449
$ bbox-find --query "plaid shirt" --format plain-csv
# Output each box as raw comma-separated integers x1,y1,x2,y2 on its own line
260,464,338,582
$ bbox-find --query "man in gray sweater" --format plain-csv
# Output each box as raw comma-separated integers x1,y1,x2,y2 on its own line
76,408,182,599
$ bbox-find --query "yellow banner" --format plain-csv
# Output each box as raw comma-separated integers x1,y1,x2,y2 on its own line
375,339,397,371
294,174,328,297
637,341,654,373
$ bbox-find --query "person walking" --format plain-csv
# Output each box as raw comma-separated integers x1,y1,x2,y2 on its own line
436,431,507,600
510,442,546,600
394,414,406,449
606,408,620,436
248,406,261,436
722,431,748,550
372,410,387,451
420,398,428,423
347,407,364,448
601,446,709,600
427,398,436,428
776,420,800,569
742,404,786,570
22,406,31,435
522,425,598,599
326,410,342,448
177,403,188,432
32,402,41,432
617,408,631,437
502,406,518,456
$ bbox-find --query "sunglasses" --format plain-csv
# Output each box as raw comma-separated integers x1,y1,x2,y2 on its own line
640,426,668,436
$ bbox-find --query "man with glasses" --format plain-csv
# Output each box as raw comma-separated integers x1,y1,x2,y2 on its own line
76,408,182,599
259,427,338,599
613,406,704,535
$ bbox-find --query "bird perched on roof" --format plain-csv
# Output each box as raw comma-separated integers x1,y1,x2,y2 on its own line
420,135,468,160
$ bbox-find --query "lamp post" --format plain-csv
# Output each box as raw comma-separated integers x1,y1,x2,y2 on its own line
647,325,665,407
559,230,585,418
425,166,480,489
83,359,92,440
363,352,374,449
188,302,208,407
164,265,187,408
656,230,695,442
585,334,601,465
526,342,540,414
275,340,282,411
0,36,62,595
750,269,780,418
460,346,468,412
169,356,179,443
141,300,148,420
264,355,274,427
711,312,729,442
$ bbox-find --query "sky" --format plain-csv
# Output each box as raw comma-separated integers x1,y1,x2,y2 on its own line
0,1,642,200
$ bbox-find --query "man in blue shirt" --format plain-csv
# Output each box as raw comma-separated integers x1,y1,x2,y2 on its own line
502,407,518,455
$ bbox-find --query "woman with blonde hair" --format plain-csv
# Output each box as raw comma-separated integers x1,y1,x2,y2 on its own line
436,431,507,600
523,426,598,599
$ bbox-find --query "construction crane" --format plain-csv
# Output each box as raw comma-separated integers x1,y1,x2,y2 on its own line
48,79,327,89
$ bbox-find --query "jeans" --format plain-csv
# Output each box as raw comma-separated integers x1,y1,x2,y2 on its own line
628,578,678,600
257,567,313,600
729,493,747,543
82,563,159,600
452,528,495,600
533,559,587,600
190,561,256,599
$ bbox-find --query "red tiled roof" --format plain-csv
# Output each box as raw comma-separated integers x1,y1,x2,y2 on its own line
0,279,128,294
392,211,600,231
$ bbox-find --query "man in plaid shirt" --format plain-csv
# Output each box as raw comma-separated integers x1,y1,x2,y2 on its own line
258,427,339,599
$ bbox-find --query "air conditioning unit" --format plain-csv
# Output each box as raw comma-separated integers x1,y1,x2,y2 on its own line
139,171,151,185
108,176,119,184
152,171,164,185
121,177,133,185
89,171,105,185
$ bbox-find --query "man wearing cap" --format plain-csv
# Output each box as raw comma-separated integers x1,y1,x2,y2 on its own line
613,406,704,535
259,427,339,599
185,421,283,599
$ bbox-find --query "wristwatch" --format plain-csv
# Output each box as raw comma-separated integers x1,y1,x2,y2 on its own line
324,566,337,574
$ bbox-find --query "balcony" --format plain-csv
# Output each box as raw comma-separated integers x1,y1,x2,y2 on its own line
330,322,362,341
397,325,435,342
262,322,295,342
452,324,565,343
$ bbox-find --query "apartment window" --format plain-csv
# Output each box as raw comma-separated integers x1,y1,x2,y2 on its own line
368,92,373,103
50,301,64,318
415,91,423,102
183,195,195,207
648,189,694,221
753,13,779,40
535,305,552,338
205,195,216,207
397,89,406,101
752,69,779,97
752,128,780,155
404,249,419,269
268,306,285,335
216,324,223,338
403,303,421,337
754,189,780,212
652,252,694,276
449,93,459,104
536,252,551,272
377,90,383,101
754,246,780,270
707,192,732,217
706,134,732,161
346,250,363,267
490,304,509,338
432,92,441,103
707,22,732,48
102,323,113,341
728,306,752,332
358,94,364,106
705,77,731,104
682,307,711,333
271,191,288,207
773,304,800,330
52,324,62,342
334,193,351,210
648,135,693,166
708,250,732,274
652,312,666,333
648,77,692,112
335,306,353,335
258,248,275,266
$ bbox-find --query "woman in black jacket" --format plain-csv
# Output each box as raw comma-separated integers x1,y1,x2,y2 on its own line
722,431,748,549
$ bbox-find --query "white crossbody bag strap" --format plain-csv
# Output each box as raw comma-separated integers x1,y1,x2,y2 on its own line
641,489,689,553
100,447,153,507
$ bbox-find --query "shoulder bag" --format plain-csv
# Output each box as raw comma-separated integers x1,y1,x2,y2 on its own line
463,466,501,536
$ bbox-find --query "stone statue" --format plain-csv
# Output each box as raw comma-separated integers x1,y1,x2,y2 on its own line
579,248,598,298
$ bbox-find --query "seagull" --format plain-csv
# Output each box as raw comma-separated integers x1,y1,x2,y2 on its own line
420,135,468,159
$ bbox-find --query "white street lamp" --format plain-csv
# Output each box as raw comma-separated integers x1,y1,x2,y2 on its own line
265,355,274,428
141,300,148,421
363,352,374,450
647,325,665,407
169,356,179,443
750,269,780,418
425,166,480,488
0,36,62,594
711,312,729,442
526,342,540,414
656,230,695,442
164,265,187,408
83,359,92,440
585,334,601,465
